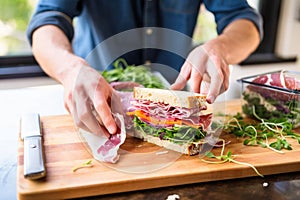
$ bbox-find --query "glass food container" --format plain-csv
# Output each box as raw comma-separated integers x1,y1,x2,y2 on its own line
238,70,300,128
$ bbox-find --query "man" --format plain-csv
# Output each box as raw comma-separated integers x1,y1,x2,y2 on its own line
27,0,262,137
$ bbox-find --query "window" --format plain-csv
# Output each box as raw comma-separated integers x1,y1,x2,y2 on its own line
0,0,44,78
192,0,297,65
0,0,296,79
192,0,260,44
0,0,35,56
242,0,298,64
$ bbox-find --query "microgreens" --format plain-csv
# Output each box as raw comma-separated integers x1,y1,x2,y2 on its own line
201,139,264,177
101,58,165,89
72,159,93,172
133,116,206,144
222,106,300,153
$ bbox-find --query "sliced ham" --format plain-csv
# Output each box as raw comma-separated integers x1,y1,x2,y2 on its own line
79,113,126,163
110,81,143,91
270,72,285,88
181,114,212,130
249,71,300,101
96,127,125,163
252,71,300,90
131,100,207,119
253,75,268,85
131,99,212,130
285,76,300,90
110,82,144,129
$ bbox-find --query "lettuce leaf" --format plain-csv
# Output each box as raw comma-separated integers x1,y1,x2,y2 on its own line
133,116,206,144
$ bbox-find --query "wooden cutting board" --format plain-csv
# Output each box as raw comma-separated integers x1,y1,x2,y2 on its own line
17,99,300,200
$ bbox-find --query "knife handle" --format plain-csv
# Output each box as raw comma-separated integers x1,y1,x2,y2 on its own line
21,113,46,180
24,136,46,179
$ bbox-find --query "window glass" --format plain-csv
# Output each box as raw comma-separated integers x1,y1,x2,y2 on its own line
247,0,260,10
0,0,37,56
192,1,260,44
1,1,259,56
192,4,217,44
0,0,289,67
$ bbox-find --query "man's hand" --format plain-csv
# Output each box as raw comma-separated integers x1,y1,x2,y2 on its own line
63,65,119,137
32,25,122,138
171,43,229,104
171,19,260,103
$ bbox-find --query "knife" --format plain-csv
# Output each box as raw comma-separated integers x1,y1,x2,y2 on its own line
20,113,46,180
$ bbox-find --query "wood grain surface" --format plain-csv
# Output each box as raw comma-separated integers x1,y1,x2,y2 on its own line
17,99,300,200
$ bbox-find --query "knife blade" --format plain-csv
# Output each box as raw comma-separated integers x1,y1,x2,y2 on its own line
20,113,46,180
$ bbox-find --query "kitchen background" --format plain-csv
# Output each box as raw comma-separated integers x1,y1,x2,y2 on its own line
0,0,299,81
5,0,300,113
0,1,300,199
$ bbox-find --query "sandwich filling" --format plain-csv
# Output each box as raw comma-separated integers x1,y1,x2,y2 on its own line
128,99,212,144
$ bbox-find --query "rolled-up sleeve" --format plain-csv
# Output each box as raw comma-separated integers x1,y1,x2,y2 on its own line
27,0,82,45
204,0,263,40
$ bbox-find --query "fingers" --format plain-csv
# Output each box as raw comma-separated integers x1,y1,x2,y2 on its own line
187,51,207,93
173,45,230,103
71,102,97,136
93,79,117,135
67,87,111,137
70,95,113,138
170,61,191,90
94,98,117,135
65,65,118,137
189,68,202,93
206,57,229,103
74,107,111,138
206,74,222,103
81,102,111,137
200,73,211,95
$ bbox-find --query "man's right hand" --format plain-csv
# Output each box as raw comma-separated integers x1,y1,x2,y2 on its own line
31,25,120,137
63,64,118,137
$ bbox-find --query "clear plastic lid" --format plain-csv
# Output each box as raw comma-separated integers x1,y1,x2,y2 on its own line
238,70,300,94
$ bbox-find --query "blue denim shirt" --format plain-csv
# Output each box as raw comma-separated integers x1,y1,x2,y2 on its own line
27,0,262,73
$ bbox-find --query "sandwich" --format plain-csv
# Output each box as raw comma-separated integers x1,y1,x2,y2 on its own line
127,87,212,155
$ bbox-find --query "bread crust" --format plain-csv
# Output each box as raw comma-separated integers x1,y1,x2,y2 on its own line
133,87,206,109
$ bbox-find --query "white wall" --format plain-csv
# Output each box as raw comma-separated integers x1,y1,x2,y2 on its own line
276,0,300,59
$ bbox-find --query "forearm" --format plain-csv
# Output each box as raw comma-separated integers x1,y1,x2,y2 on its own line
204,19,260,64
32,25,87,84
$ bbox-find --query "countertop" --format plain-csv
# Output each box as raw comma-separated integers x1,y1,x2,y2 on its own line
1,62,300,200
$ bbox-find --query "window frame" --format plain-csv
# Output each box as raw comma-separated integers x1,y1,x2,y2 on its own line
0,0,296,79
241,0,297,64
0,56,46,79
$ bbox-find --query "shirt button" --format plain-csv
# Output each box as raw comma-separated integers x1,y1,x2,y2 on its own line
145,60,151,65
146,28,153,35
